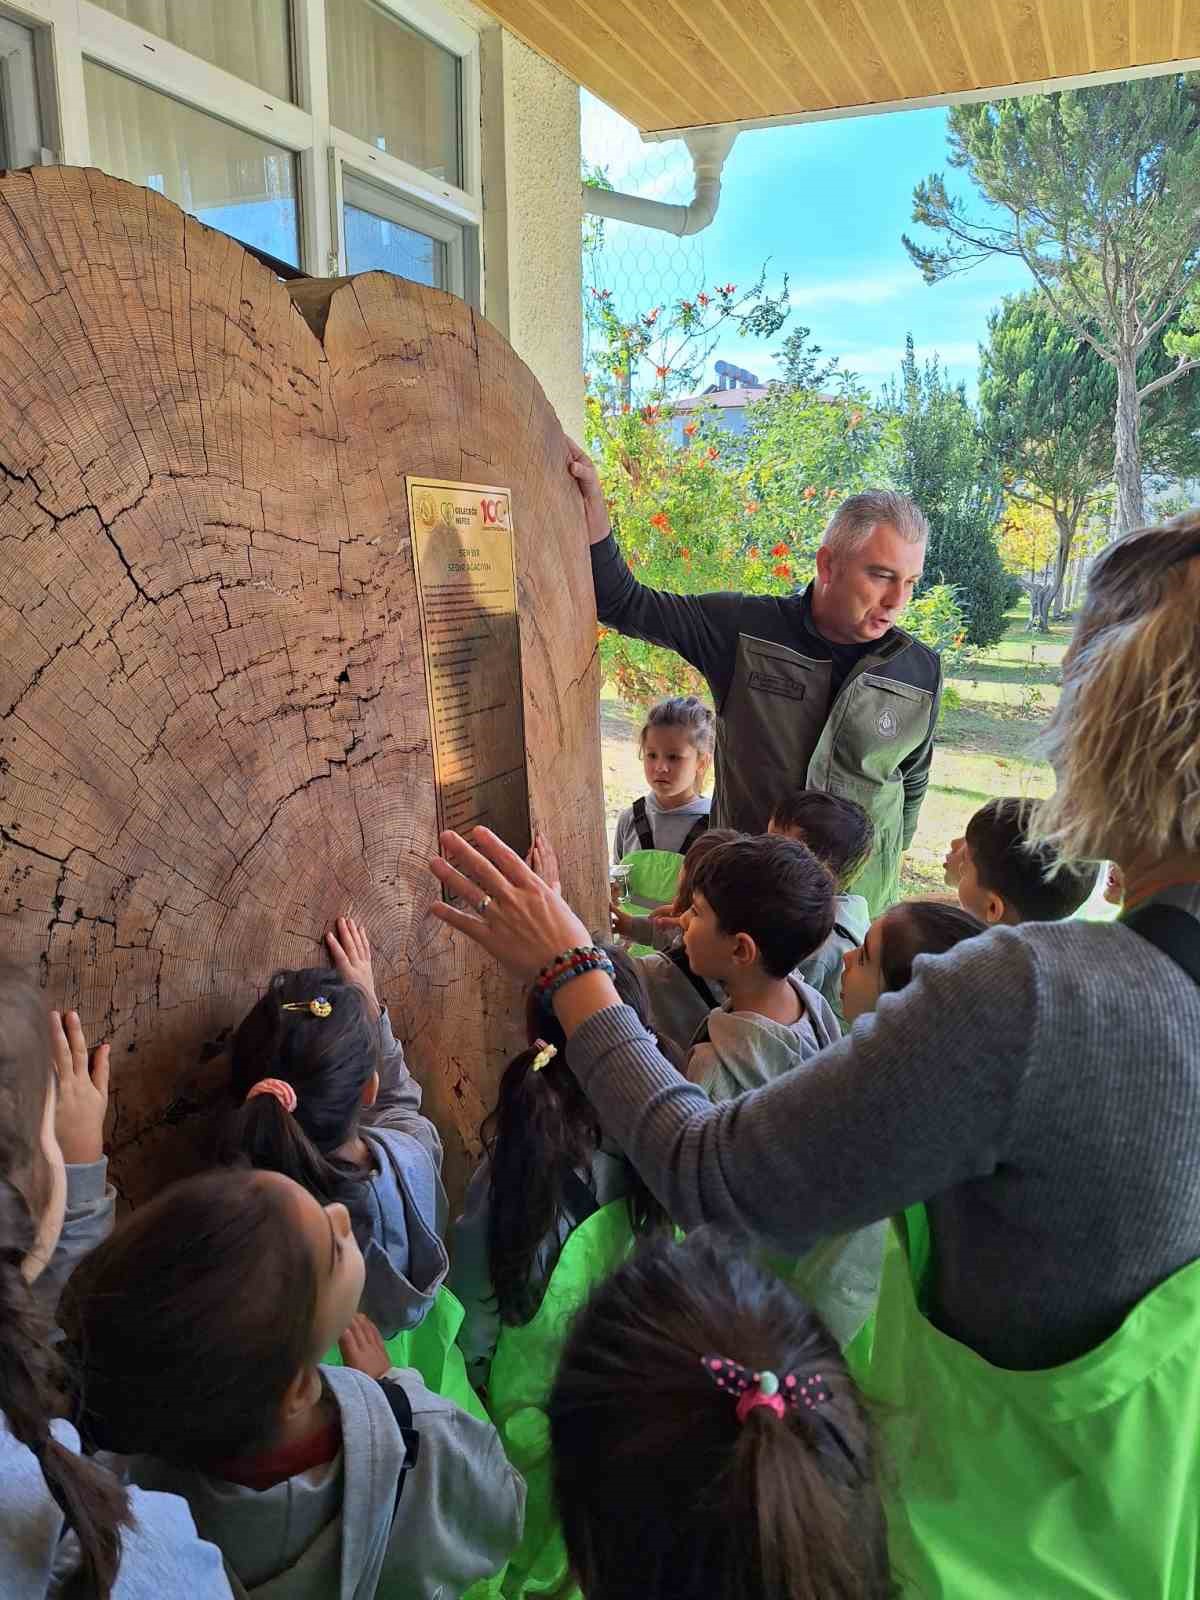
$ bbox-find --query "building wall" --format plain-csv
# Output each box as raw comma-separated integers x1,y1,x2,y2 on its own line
479,28,584,440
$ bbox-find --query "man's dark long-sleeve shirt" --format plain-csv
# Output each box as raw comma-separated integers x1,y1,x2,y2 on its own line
591,535,942,892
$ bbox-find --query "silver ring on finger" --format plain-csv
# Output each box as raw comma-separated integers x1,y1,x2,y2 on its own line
478,894,492,916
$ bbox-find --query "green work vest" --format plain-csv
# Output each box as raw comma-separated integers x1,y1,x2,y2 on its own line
861,1207,1200,1597
486,1200,638,1600
715,632,936,913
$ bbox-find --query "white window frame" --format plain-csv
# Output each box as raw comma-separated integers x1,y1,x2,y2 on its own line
340,168,468,296
0,0,482,299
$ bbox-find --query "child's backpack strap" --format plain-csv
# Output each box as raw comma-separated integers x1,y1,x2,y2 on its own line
631,796,655,852
1122,903,1200,986
560,1169,601,1230
667,944,721,1010
376,1377,422,1511
679,813,710,855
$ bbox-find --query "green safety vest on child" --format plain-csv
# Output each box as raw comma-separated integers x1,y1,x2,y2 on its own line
616,800,709,956
486,1199,639,1600
861,1205,1200,1598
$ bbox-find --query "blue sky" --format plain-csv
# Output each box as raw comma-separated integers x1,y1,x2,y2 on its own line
581,92,1033,400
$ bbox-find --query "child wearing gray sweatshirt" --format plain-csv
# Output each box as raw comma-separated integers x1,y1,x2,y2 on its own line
678,835,885,1345
65,1168,524,1600
0,980,232,1600
223,919,449,1339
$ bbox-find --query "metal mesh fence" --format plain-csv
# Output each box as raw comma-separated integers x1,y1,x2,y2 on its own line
581,92,708,374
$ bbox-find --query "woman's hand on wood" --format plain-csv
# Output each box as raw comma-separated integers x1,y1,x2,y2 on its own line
430,827,593,983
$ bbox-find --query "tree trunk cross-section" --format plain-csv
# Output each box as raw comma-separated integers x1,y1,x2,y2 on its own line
0,168,606,1207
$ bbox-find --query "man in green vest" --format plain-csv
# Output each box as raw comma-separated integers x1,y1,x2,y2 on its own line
568,443,941,913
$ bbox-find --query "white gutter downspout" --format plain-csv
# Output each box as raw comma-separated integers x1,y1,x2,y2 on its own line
581,126,738,236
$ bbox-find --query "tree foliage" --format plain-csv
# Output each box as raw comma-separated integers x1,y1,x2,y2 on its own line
584,295,972,703
885,337,1010,648
979,291,1200,626
904,78,1200,531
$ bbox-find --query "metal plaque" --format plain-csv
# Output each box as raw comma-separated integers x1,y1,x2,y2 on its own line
408,477,531,864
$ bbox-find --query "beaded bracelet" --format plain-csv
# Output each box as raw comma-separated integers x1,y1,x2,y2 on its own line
533,946,617,1011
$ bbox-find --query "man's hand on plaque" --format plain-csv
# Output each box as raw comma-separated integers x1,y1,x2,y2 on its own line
430,827,592,983
566,437,612,547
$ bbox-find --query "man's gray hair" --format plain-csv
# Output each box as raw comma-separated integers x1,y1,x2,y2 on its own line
820,491,929,559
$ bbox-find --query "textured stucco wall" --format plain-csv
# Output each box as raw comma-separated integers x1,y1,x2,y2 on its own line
478,28,584,440
420,2,584,439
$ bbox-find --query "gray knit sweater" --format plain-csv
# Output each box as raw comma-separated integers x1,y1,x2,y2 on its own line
566,887,1200,1370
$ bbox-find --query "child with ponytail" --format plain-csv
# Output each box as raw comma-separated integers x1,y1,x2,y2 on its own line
450,944,681,1385
223,917,447,1341
63,1167,523,1600
450,946,683,1600
549,1230,892,1600
0,961,230,1600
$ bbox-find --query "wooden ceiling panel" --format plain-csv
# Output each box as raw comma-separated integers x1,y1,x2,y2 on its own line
1001,2,1052,82
897,0,974,96
1089,0,1133,71
573,0,714,124
474,0,1200,133
806,0,910,103
1132,0,1181,65
1039,0,1084,75
961,3,1020,92
649,0,781,120
854,0,954,101
705,0,829,117
728,0,837,111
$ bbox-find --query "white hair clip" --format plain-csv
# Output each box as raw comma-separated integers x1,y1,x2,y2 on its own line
530,1040,557,1073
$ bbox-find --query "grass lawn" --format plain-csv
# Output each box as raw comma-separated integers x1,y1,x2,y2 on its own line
599,605,1115,919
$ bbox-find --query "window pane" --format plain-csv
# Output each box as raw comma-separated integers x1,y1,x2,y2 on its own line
88,0,293,102
326,0,461,185
84,62,300,267
344,203,446,288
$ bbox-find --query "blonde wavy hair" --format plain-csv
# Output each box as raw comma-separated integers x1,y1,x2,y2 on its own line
1032,511,1200,866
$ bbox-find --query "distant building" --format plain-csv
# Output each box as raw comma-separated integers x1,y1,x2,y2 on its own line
668,360,768,443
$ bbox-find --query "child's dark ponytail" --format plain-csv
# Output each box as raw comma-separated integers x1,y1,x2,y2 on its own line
0,1226,130,1600
223,967,381,1227
730,1398,880,1598
549,1232,893,1600
484,1039,600,1324
484,946,681,1326
0,961,130,1599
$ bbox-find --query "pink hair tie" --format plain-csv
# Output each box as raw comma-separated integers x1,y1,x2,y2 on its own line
246,1077,298,1114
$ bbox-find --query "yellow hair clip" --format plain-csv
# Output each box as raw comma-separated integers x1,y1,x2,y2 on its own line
530,1040,557,1073
282,996,333,1018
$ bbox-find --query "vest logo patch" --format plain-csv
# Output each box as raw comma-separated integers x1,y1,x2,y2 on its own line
876,707,899,738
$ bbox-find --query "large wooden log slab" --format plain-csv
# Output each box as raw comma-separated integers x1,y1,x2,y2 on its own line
0,167,605,1206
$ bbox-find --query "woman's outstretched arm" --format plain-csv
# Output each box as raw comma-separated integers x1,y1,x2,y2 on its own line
428,828,1028,1253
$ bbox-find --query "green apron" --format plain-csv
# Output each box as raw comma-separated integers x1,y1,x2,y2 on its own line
616,845,689,956
486,1200,638,1600
862,1206,1200,1598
